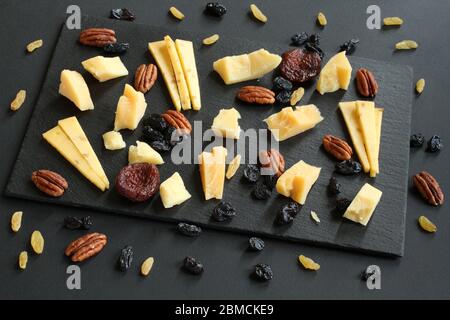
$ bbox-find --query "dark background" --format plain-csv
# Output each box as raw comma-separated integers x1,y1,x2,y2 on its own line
0,0,449,300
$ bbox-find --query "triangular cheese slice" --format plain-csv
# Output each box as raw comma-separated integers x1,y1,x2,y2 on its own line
373,108,383,176
356,101,378,177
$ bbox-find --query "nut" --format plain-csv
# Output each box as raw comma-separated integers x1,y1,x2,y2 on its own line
236,86,275,105
65,232,107,262
258,149,285,177
79,28,117,47
323,135,353,161
356,68,378,98
413,172,444,206
31,170,68,197
162,110,192,134
134,64,158,94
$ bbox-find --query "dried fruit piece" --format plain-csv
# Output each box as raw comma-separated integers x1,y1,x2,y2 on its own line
103,43,129,55
328,177,341,196
276,201,300,225
383,17,403,26
249,237,265,251
395,40,418,50
291,32,309,46
11,211,23,233
205,3,227,17
273,76,293,92
317,12,327,26
141,257,155,276
254,263,273,281
427,135,443,153
340,39,359,55
115,163,160,202
335,160,362,175
30,231,44,254
143,114,168,132
18,251,28,270
298,255,320,271
226,154,242,179
290,87,305,106
110,8,136,21
410,133,425,148
212,202,236,222
243,164,260,183
418,216,437,233
252,181,272,200
65,233,107,262
183,256,204,275
280,49,322,83
335,198,352,214
169,6,185,20
310,211,320,223
119,246,134,271
202,34,219,46
26,39,43,53
276,90,292,104
64,216,92,230
10,90,26,111
177,223,202,237
250,4,267,23
416,78,425,94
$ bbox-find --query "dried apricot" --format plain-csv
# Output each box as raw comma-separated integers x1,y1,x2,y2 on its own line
280,49,322,83
116,163,160,202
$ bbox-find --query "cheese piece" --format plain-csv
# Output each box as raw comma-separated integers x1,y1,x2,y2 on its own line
148,40,182,111
213,49,282,85
316,51,352,95
226,154,241,179
160,172,192,208
343,183,382,226
211,108,241,140
339,102,370,173
198,146,227,200
356,101,378,177
264,105,323,141
276,160,321,205
82,56,128,82
102,131,126,150
374,108,383,175
175,39,201,111
164,36,191,110
128,141,164,165
114,84,148,131
58,117,109,189
43,126,106,191
59,70,94,111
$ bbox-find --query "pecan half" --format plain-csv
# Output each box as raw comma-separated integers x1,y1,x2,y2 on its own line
65,233,107,262
162,110,192,134
134,64,158,94
258,149,285,177
356,68,378,98
413,172,444,206
236,86,275,105
31,170,68,197
323,135,353,161
79,28,117,47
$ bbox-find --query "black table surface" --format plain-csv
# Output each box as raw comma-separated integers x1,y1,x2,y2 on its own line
1,0,449,300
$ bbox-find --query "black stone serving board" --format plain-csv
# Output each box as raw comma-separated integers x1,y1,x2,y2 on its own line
5,16,412,256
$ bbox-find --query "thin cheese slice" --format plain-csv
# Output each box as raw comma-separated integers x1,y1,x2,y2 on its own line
198,146,227,200
356,101,378,177
149,40,182,111
374,108,383,175
43,126,106,191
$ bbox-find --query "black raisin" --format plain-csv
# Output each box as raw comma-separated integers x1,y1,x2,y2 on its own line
82,216,93,230
335,160,362,175
273,76,293,92
427,135,443,153
205,2,227,17
254,263,273,281
165,126,188,146
143,114,168,132
335,198,352,214
410,133,424,148
243,164,260,183
183,256,204,275
340,39,360,55
143,126,165,142
177,223,202,237
252,181,272,200
149,139,172,152
276,201,301,225
64,216,92,230
276,90,292,104
360,268,376,281
103,43,129,55
110,8,136,21
290,32,309,46
305,43,325,59
308,34,320,46
263,174,278,190
249,237,265,251
328,177,341,196
212,202,236,222
118,246,133,272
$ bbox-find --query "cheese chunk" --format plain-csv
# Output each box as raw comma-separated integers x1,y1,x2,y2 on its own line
149,40,182,111
175,39,201,111
343,183,382,226
128,141,164,165
264,105,323,141
356,101,378,177
213,49,282,85
316,51,352,95
198,146,227,200
82,56,128,82
114,84,148,131
211,108,241,140
160,172,192,208
276,160,321,205
59,70,94,111
102,131,126,150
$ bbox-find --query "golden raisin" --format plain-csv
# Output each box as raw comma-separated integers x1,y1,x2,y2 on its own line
290,87,305,106
11,211,23,233
418,216,437,233
250,4,267,23
31,231,44,254
299,255,320,271
395,40,418,50
26,39,43,53
203,34,220,46
141,257,155,276
19,251,28,270
383,17,403,26
10,90,26,111
416,78,425,94
317,12,327,26
169,6,185,20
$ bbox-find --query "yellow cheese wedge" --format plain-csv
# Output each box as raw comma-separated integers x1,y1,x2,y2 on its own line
211,108,241,140
164,36,191,110
59,70,94,111
339,102,370,173
374,108,383,176
160,172,192,208
128,141,164,165
316,51,352,95
114,84,148,131
198,146,228,200
58,117,109,189
356,101,378,177
343,183,382,226
175,39,201,111
42,126,106,191
81,56,128,82
149,40,182,111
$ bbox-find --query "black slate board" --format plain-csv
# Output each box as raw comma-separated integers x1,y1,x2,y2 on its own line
5,16,412,256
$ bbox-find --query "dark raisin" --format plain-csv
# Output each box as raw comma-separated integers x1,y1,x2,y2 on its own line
276,201,301,225
212,202,236,222
305,43,325,59
276,90,292,104
360,268,376,281
335,160,362,175
164,126,188,146
118,246,133,272
340,39,360,55
64,216,92,230
110,8,136,21
177,223,202,237
290,32,309,46
272,76,293,92
143,126,165,142
335,198,352,214
427,135,443,153
307,34,320,47
243,164,260,183
263,174,278,190
328,177,341,196
82,216,93,230
249,237,265,251
410,133,425,148
252,181,272,200
103,43,129,55
183,256,204,275
205,2,227,17
149,139,172,152
254,263,273,281
143,114,168,132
